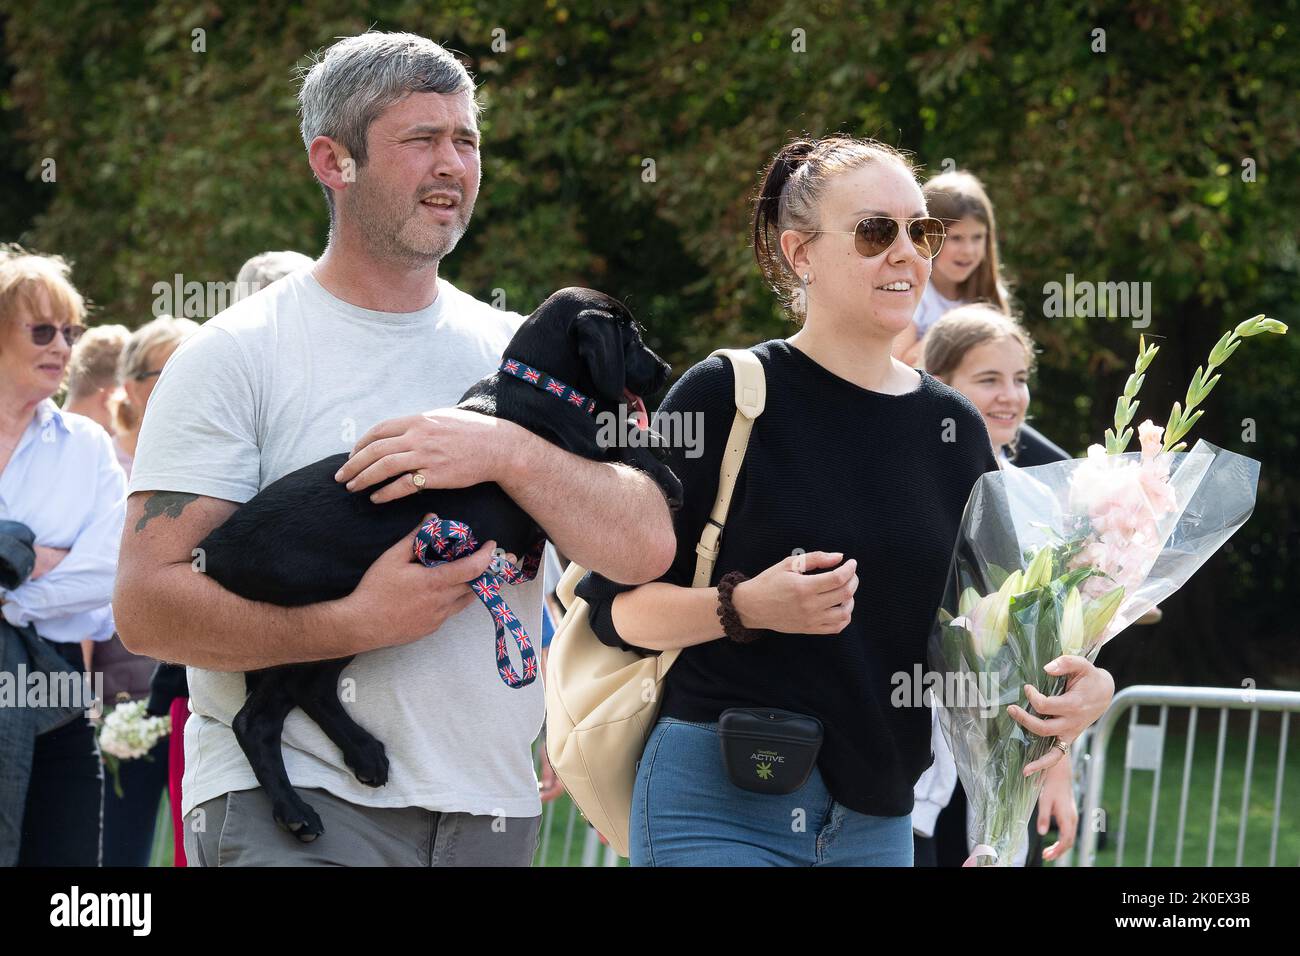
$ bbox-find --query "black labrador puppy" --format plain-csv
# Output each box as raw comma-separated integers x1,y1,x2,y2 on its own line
197,286,681,840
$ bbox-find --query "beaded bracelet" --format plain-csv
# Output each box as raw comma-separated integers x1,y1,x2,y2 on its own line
716,570,758,644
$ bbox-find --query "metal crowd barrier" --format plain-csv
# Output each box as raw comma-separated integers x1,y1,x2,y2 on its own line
1073,685,1300,867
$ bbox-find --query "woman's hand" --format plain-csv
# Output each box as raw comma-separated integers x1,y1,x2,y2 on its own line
32,545,70,580
1036,756,1079,863
1008,654,1114,776
731,551,858,635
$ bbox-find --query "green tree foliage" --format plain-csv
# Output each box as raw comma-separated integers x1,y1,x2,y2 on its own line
2,0,1296,681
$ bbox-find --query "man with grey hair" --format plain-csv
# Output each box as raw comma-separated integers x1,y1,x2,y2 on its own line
233,250,315,301
116,31,675,867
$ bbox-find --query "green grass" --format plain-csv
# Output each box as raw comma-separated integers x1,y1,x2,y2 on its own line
1077,711,1299,867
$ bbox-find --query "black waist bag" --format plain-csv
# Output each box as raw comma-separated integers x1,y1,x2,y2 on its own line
718,707,823,795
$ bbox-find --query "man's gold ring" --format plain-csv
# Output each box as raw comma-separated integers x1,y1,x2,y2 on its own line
409,471,426,488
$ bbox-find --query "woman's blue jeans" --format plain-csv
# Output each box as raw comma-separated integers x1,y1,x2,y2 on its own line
630,717,913,866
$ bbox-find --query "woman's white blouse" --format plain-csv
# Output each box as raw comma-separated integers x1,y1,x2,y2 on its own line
0,400,126,643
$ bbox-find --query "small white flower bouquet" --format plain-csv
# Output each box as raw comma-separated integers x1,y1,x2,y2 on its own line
96,698,171,797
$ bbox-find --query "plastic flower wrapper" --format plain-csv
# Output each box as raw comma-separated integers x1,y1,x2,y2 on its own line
928,316,1283,867
96,697,171,798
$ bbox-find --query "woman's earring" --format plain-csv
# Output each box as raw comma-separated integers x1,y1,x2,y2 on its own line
802,272,813,285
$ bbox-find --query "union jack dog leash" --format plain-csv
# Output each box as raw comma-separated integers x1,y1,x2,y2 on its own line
414,516,546,688
409,358,589,688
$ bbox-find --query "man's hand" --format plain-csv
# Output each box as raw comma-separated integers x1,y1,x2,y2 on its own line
337,404,674,584
341,516,497,652
335,409,515,504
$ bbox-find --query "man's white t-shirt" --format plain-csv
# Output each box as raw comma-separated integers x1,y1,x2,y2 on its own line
128,269,545,819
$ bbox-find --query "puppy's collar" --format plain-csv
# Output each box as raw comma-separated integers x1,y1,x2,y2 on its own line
500,358,597,415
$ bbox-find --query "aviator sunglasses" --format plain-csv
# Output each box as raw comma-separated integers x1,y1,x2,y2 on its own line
805,216,948,260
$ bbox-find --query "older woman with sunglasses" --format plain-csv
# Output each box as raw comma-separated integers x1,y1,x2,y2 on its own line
0,245,126,866
575,137,1114,866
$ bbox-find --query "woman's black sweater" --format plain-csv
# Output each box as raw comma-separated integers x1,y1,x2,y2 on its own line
575,339,997,817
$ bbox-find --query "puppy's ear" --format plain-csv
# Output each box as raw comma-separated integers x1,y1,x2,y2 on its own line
573,308,626,401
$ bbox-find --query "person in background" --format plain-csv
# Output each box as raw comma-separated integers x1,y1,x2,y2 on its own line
915,303,1077,866
63,324,130,678
233,250,314,301
0,245,126,866
111,316,201,466
87,315,198,866
892,170,1069,467
63,325,130,435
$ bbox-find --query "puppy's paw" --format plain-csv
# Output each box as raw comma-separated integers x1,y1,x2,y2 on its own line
344,737,390,788
272,794,325,842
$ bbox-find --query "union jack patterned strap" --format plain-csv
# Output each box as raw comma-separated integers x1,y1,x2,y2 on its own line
413,515,546,689
499,358,597,415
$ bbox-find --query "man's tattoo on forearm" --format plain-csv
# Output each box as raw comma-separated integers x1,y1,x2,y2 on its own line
135,492,201,532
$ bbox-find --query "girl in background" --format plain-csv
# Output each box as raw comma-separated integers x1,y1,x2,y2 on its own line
893,171,1008,367
895,170,1068,466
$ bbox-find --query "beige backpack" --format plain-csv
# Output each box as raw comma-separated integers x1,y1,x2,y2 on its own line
543,348,766,857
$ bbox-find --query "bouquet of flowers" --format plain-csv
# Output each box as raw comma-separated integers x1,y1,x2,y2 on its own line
929,315,1287,866
95,697,172,798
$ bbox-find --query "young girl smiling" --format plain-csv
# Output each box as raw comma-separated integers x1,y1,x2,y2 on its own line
892,171,1008,367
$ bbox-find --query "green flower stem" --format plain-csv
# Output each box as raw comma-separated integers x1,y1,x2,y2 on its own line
1105,335,1159,454
1161,314,1288,453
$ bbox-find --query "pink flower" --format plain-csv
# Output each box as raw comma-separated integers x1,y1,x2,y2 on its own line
1137,419,1165,464
1067,430,1180,602
1138,463,1177,514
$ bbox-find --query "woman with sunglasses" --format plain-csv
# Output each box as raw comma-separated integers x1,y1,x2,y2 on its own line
575,137,1114,866
0,245,127,866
